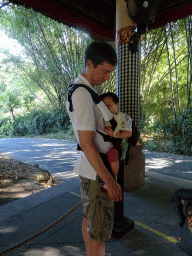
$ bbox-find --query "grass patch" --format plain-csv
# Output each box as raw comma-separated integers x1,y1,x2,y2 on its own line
1,129,77,144
1,131,190,156
141,134,172,153
33,130,77,142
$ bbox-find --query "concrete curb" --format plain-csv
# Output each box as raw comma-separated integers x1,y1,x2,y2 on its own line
0,177,80,221
146,170,192,188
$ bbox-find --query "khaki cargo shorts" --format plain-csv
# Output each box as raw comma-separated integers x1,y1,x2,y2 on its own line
79,175,114,242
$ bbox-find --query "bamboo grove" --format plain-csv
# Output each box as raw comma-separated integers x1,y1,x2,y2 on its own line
0,2,191,155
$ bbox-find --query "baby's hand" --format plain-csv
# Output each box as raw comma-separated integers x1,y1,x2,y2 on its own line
114,130,120,138
104,127,121,138
104,126,114,137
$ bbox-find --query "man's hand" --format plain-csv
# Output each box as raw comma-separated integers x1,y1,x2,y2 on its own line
106,181,123,202
104,126,114,137
78,130,123,202
105,126,131,139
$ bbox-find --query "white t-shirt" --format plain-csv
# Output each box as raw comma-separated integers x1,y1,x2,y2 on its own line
67,75,114,180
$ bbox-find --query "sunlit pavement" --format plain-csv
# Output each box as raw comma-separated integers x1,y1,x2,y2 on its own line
0,138,192,256
0,138,79,181
0,138,191,182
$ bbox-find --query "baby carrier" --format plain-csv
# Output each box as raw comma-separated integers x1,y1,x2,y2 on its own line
68,84,123,157
68,84,139,167
172,189,192,255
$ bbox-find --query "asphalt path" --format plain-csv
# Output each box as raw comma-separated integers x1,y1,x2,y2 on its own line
0,138,79,181
0,138,192,182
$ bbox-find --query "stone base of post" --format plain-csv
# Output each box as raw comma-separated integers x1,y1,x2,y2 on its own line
124,144,145,191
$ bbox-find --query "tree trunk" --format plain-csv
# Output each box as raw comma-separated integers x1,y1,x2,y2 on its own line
169,22,181,115
164,26,177,120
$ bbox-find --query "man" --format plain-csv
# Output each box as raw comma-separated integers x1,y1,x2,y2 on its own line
67,41,123,256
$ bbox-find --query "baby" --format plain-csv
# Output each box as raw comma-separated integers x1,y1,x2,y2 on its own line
100,92,132,188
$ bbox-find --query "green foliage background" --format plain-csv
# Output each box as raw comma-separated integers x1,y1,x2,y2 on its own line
0,3,191,156
0,110,70,137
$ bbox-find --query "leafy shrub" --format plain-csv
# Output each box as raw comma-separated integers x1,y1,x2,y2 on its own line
140,104,152,134
153,119,172,138
144,139,160,151
169,107,192,155
145,108,192,155
0,110,71,137
0,118,14,137
11,116,28,136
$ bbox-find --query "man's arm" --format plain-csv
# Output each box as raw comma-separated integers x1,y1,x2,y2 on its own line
78,130,122,202
118,130,132,138
104,126,132,139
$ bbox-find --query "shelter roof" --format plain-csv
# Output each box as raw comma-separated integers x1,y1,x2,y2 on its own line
9,0,192,40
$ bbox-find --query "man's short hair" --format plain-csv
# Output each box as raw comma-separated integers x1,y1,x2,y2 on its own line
84,41,117,68
100,92,119,104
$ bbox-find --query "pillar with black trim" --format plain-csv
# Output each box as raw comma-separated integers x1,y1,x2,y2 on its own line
112,0,145,239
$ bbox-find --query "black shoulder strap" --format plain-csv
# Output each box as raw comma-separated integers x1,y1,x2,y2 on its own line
96,130,123,159
68,84,101,112
77,131,123,159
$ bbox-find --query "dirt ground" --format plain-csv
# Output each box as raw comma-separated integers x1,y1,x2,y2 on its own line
0,155,61,206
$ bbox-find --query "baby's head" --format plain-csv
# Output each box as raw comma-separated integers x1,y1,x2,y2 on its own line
100,92,120,115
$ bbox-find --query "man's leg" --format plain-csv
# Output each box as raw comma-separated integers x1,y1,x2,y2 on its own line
82,216,105,256
80,176,113,256
89,238,105,256
82,217,91,255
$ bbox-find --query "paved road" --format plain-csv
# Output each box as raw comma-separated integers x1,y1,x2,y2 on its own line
0,138,192,181
0,138,79,180
144,150,192,181
0,138,191,256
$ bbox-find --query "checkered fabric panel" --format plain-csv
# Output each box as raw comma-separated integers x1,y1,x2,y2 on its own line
116,43,141,129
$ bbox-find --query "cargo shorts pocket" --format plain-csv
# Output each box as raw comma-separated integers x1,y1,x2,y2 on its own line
88,197,114,242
